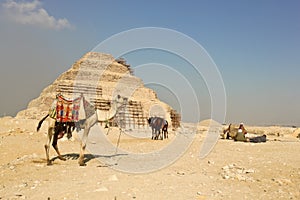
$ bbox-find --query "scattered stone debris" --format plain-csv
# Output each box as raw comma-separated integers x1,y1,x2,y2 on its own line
10,154,38,165
108,174,118,181
176,171,185,176
94,186,108,192
272,178,292,186
208,160,215,165
14,193,26,199
221,164,255,181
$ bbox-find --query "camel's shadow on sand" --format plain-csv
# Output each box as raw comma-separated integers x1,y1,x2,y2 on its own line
50,153,128,166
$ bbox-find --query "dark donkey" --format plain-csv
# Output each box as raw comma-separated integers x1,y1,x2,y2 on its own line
148,117,168,140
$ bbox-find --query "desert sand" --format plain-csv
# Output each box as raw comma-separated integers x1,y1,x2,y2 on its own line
0,116,299,200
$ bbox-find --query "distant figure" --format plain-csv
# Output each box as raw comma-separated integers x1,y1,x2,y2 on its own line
221,123,233,139
148,117,168,140
234,123,267,143
239,123,247,134
249,134,267,143
162,120,168,139
234,123,248,142
221,123,242,139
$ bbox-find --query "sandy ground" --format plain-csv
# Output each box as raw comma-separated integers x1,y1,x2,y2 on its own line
0,117,300,200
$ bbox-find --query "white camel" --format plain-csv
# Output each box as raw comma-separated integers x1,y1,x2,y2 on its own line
37,94,123,166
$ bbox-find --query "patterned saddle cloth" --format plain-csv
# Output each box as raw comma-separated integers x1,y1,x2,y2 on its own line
49,94,82,122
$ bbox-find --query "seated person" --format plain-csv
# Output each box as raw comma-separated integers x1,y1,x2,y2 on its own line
239,123,247,134
234,126,248,142
234,123,267,143
222,123,247,140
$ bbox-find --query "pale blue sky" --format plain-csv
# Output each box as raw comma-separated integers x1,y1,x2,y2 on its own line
0,0,299,126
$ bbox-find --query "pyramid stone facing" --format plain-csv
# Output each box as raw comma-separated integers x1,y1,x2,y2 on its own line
17,52,180,128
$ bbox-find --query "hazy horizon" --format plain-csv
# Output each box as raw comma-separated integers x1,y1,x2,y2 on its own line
0,0,299,126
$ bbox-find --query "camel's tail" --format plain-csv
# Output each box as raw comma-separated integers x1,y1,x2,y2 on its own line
37,114,49,132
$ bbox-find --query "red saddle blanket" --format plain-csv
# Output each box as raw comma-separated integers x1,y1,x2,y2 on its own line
56,94,81,122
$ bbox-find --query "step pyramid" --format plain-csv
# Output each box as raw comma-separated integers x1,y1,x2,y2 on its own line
17,52,180,129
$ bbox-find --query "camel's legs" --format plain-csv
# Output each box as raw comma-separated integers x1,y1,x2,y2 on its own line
44,126,53,165
78,114,97,166
78,125,90,166
52,124,66,161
